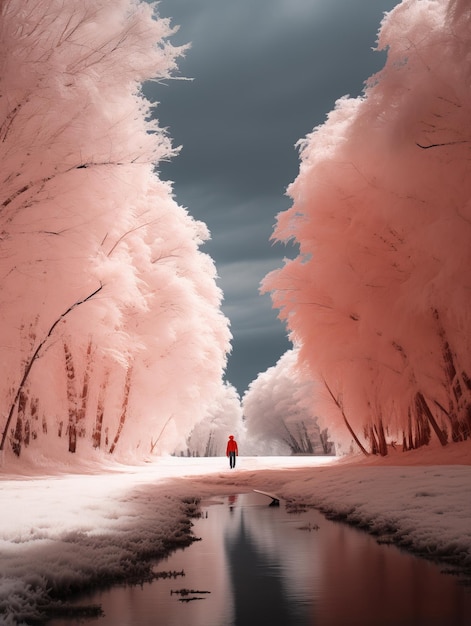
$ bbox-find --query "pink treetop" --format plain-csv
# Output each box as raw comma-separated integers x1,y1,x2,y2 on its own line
0,0,231,464
263,0,471,454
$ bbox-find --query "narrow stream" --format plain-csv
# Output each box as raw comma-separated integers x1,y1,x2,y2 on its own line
50,491,471,626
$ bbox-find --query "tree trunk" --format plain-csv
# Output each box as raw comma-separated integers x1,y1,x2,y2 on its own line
459,371,471,439
432,308,470,441
77,339,93,439
323,379,369,456
282,421,302,454
403,409,413,451
365,424,379,455
415,392,447,446
11,417,22,457
150,413,173,455
11,390,28,457
109,366,133,454
374,417,388,456
30,396,39,441
204,431,214,457
414,396,431,448
320,428,334,454
93,369,109,449
24,420,30,447
300,421,314,453
63,341,78,453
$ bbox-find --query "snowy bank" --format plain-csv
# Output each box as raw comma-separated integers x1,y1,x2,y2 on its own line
0,442,470,624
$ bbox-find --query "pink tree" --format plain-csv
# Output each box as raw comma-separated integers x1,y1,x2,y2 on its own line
180,383,245,457
263,0,471,455
0,0,231,463
242,348,332,455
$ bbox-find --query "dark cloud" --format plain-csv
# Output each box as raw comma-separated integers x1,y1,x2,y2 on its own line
147,0,401,393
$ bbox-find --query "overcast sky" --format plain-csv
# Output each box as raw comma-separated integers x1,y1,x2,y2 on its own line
146,0,401,395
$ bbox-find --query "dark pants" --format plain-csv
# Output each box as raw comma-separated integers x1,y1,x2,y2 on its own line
229,451,236,468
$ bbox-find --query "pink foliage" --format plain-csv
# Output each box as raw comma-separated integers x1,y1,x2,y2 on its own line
181,382,244,457
0,0,231,463
263,0,471,454
242,348,327,455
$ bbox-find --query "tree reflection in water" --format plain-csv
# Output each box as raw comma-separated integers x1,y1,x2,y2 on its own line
225,507,303,626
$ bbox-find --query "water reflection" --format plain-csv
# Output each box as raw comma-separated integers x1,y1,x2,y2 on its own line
49,491,471,626
225,507,300,625
221,493,471,626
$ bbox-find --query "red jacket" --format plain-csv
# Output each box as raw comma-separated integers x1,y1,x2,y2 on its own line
226,437,238,455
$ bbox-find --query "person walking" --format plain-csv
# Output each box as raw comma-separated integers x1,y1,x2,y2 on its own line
226,435,238,469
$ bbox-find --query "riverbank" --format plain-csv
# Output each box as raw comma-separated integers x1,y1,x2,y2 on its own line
0,441,470,624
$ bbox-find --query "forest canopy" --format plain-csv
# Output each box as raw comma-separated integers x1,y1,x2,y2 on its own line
0,0,232,462
263,0,471,455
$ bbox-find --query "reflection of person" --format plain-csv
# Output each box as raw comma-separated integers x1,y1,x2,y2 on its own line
226,435,238,469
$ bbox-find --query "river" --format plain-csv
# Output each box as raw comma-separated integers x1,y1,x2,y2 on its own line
49,490,471,625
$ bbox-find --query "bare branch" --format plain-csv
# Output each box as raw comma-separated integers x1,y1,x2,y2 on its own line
416,139,470,149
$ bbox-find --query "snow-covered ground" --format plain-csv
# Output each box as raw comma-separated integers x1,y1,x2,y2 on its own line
1,440,470,625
